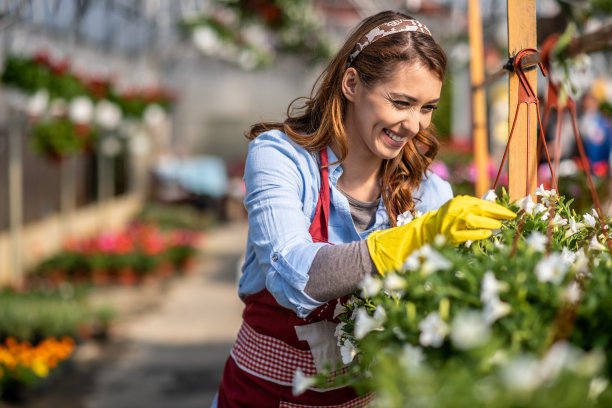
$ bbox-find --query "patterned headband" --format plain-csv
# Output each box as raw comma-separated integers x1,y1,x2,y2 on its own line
347,19,431,67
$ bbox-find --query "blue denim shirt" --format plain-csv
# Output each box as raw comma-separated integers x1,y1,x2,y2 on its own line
238,130,453,317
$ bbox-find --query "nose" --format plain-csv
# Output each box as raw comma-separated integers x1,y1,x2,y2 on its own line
400,113,421,136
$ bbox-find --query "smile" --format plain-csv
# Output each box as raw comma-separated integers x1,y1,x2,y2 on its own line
384,129,406,143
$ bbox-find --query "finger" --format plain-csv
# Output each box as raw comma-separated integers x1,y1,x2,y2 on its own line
451,229,492,243
469,200,517,220
463,213,502,230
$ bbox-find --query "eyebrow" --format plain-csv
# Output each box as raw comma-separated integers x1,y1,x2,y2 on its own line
389,93,440,104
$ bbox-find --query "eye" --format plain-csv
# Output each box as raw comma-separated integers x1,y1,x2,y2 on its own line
392,100,411,108
422,105,438,112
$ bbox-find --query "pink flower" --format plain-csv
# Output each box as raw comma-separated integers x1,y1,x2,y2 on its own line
430,160,450,180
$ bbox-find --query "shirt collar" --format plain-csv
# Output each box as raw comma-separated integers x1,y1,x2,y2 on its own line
325,146,344,186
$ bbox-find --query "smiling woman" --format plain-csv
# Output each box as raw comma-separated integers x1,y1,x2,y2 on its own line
213,10,515,408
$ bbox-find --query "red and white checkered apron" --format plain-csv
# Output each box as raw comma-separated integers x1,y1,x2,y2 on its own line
217,149,373,407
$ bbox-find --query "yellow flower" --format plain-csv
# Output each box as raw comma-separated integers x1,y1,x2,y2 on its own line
31,360,49,378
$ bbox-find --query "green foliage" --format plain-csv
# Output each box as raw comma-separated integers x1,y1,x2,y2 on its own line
312,188,612,407
30,119,96,160
432,71,453,139
136,203,218,231
179,0,334,69
0,288,107,343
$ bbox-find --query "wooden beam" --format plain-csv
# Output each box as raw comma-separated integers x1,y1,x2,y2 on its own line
507,0,538,201
468,0,489,198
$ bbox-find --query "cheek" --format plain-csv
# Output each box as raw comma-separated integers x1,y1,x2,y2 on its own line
420,113,434,128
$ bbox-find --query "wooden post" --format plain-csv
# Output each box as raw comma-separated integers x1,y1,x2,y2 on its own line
507,0,538,201
468,0,490,198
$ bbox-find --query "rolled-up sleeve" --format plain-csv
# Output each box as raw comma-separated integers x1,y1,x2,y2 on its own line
243,133,326,317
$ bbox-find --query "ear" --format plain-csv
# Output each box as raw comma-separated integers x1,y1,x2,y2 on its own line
341,67,360,102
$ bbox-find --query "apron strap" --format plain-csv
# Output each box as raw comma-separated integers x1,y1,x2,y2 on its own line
308,148,330,243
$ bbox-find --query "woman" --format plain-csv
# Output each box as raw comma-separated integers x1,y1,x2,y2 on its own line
214,10,515,407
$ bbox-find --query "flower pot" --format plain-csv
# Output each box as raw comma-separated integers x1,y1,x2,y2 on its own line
177,257,197,275
91,269,111,286
155,261,175,280
116,268,139,286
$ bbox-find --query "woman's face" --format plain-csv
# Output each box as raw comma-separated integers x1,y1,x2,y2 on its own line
343,62,443,161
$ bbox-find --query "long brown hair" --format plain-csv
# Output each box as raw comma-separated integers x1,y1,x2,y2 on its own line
247,10,447,226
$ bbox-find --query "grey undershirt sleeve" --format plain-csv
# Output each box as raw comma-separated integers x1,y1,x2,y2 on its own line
304,187,380,302
304,240,377,302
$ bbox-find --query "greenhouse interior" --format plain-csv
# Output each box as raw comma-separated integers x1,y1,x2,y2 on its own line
2,0,612,407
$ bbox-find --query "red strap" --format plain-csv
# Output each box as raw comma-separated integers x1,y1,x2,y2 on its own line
309,149,330,243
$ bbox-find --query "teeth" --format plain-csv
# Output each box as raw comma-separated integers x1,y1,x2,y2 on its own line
385,129,404,142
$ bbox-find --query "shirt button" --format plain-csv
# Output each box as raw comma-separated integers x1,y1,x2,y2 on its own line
272,255,278,262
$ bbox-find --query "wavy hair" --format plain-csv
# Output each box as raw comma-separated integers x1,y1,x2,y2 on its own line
247,10,447,226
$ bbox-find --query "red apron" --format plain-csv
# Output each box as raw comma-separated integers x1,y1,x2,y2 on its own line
217,149,373,407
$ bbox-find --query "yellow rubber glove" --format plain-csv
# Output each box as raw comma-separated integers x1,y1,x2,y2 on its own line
367,196,516,275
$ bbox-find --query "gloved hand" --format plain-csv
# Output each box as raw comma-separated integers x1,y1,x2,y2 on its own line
367,195,516,275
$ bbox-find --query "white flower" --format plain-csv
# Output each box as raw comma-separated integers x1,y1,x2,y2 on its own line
535,184,557,205
340,339,358,364
573,248,589,273
433,234,447,247
464,240,473,248
400,344,425,370
589,236,607,252
49,98,68,117
397,211,414,226
360,274,382,297
95,99,122,130
535,253,569,284
100,136,122,157
333,300,344,319
193,26,221,54
493,239,505,250
583,212,597,228
502,355,541,393
482,189,497,202
403,251,421,271
334,322,346,339
26,89,49,117
526,231,547,252
402,244,451,275
450,310,491,350
552,213,568,227
354,307,386,339
563,281,582,304
534,203,547,216
589,377,609,400
292,369,316,396
481,271,509,303
516,195,535,214
383,272,406,292
483,297,512,323
419,245,452,275
565,217,586,239
418,311,449,348
538,341,580,382
560,247,577,265
144,104,166,127
414,210,423,218
68,96,94,123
